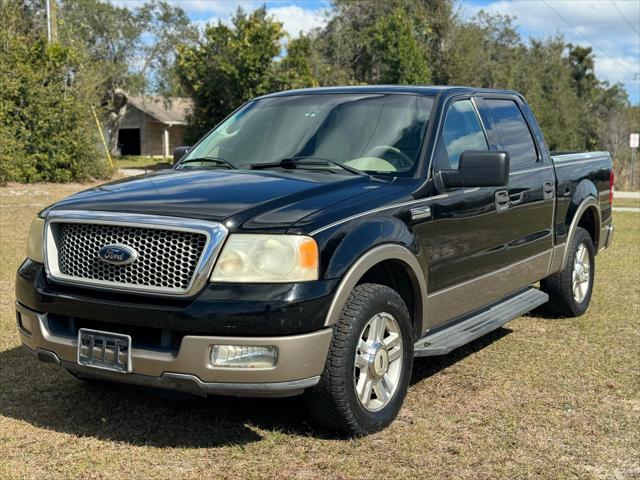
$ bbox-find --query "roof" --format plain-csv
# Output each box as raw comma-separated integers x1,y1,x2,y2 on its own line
127,96,193,125
258,85,521,99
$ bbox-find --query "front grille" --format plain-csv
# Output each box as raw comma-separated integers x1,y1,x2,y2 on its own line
57,222,208,290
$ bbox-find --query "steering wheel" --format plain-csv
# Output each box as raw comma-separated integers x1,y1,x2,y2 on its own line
364,145,413,170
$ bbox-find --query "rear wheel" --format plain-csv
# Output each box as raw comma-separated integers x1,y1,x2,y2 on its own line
306,283,413,435
541,227,595,317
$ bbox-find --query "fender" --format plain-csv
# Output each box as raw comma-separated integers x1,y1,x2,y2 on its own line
321,215,419,279
320,217,429,334
550,193,601,274
565,179,599,234
323,244,427,334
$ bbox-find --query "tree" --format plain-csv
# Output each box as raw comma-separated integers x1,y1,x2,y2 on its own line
358,9,431,84
568,45,598,99
310,0,449,85
272,35,319,90
177,7,317,142
444,12,524,89
0,1,110,183
58,0,197,153
517,38,583,151
137,0,199,95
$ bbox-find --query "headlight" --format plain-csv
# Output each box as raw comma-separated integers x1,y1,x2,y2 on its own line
26,216,45,264
211,234,318,282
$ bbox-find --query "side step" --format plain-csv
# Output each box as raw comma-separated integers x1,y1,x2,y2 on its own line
414,288,548,357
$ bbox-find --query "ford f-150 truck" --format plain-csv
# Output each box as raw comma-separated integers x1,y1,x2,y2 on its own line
16,86,614,435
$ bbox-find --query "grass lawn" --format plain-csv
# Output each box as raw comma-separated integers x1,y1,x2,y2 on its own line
114,155,171,170
0,183,638,479
613,197,640,209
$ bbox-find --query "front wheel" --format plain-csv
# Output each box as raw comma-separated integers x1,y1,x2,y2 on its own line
305,283,414,436
541,226,595,317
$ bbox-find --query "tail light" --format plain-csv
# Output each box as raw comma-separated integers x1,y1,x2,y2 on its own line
609,169,615,206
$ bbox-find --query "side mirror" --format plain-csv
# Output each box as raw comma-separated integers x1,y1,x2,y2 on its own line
439,151,509,188
173,146,190,165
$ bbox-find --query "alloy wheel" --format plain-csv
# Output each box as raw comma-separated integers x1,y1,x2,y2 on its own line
572,243,591,303
353,312,403,412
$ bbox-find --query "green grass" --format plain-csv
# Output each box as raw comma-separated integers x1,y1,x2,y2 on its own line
0,183,639,479
613,197,640,209
114,155,171,170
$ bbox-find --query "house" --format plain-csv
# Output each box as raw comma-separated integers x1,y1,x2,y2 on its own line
116,96,192,157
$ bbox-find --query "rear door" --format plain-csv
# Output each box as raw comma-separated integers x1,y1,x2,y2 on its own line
479,96,554,270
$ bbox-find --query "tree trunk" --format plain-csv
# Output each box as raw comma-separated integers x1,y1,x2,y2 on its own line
107,89,128,156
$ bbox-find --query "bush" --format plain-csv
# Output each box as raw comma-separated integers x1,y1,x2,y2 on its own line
0,3,113,184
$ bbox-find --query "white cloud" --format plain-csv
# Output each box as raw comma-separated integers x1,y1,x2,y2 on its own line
196,3,328,37
268,5,328,37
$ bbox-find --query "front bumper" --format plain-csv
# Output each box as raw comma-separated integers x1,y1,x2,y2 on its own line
16,260,337,336
16,301,332,397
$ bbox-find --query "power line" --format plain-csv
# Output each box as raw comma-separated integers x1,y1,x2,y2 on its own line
539,0,639,78
610,0,640,36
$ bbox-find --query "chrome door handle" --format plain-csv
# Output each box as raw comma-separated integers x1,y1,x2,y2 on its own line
543,181,554,200
495,190,509,213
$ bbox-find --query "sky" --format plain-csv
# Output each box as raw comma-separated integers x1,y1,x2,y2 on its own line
113,0,640,104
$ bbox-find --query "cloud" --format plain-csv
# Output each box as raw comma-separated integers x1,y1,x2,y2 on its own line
195,3,328,37
461,0,640,102
117,1,329,38
268,5,328,36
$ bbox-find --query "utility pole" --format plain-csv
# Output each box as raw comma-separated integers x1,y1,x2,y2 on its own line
45,0,58,43
46,0,51,43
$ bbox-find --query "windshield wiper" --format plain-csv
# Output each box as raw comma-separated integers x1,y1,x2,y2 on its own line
250,156,364,176
177,157,237,169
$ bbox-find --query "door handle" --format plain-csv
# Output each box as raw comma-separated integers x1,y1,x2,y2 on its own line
495,190,509,213
543,181,554,200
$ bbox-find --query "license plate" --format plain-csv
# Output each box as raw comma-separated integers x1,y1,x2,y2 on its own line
77,328,132,373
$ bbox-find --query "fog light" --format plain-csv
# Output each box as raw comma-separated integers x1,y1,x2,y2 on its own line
210,345,278,368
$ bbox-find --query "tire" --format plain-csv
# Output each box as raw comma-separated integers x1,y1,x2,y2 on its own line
540,226,595,317
305,283,414,436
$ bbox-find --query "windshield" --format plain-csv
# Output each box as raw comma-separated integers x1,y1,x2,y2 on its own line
178,93,434,175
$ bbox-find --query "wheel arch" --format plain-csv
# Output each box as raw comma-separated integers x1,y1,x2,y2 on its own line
561,195,601,270
323,244,427,339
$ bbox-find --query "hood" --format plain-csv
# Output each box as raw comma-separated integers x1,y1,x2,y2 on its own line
49,169,388,232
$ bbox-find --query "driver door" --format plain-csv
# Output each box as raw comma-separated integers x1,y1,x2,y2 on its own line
414,97,512,328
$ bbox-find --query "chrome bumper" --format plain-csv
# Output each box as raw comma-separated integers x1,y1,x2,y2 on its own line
16,302,331,398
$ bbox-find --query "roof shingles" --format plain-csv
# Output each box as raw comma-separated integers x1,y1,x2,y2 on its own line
127,96,193,125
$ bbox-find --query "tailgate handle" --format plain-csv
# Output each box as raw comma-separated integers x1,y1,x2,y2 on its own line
543,181,554,200
495,190,509,213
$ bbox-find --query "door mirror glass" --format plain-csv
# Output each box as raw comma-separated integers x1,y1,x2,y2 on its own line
173,146,190,165
439,151,510,188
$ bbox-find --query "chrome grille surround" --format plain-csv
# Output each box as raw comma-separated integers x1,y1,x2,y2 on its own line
44,210,228,297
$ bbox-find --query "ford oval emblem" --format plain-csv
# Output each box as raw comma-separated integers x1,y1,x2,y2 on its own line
97,244,138,265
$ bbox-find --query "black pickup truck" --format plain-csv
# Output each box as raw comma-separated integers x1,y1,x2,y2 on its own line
16,86,614,435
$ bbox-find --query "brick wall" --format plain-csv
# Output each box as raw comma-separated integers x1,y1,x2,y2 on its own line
117,106,187,157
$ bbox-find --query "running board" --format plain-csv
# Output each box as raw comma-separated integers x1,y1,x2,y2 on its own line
414,288,548,357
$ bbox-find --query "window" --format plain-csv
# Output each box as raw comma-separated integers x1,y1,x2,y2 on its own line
485,99,537,168
181,94,434,175
434,99,488,170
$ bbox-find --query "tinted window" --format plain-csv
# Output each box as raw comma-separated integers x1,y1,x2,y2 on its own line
486,99,537,168
435,100,488,170
180,94,434,175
